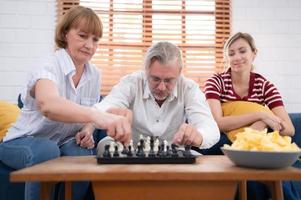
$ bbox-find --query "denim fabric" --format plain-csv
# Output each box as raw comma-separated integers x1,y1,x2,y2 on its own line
290,113,301,199
291,113,301,149
0,136,94,200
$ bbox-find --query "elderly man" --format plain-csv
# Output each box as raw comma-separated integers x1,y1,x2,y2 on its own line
95,41,219,150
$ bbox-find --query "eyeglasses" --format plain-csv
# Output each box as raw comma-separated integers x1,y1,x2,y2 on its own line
148,75,178,86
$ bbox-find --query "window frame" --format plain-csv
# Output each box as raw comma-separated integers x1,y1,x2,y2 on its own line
56,0,231,95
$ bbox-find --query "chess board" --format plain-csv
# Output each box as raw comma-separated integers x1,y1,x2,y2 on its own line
96,136,197,164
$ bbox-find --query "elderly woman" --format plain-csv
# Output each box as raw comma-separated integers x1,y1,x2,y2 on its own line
0,6,131,200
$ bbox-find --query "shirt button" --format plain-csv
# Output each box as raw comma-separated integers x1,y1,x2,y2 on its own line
156,119,159,122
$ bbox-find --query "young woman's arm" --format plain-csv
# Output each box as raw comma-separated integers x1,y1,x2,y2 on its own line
271,106,295,136
207,99,282,132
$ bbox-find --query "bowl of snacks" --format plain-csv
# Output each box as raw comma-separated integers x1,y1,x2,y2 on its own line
221,128,301,169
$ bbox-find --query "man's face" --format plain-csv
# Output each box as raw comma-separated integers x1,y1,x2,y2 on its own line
147,60,181,101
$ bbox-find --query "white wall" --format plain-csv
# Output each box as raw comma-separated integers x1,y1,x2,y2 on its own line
0,0,301,112
232,0,301,112
0,0,56,102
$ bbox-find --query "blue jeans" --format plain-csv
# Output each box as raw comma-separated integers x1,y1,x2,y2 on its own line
0,136,94,200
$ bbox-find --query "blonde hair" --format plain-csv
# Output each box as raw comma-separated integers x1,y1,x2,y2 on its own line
224,32,257,57
223,32,257,69
55,6,103,48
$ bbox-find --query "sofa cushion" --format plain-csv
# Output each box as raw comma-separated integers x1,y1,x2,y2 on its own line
0,101,20,140
222,101,272,142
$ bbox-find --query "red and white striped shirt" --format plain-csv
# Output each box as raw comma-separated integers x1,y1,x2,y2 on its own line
204,69,283,109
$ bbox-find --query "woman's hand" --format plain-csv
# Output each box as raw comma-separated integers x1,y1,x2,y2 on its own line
75,128,95,149
106,107,133,124
260,112,283,131
249,120,268,131
92,110,132,145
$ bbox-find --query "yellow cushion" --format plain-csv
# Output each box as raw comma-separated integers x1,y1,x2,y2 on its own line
0,101,20,140
222,101,272,142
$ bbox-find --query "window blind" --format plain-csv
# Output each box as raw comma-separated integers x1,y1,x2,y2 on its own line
56,0,231,95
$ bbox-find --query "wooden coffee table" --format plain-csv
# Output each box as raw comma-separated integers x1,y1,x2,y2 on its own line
10,155,301,200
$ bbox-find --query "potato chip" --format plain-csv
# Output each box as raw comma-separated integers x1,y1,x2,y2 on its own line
223,128,301,152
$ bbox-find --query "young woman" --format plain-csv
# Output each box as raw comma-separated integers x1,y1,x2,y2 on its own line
205,32,294,140
203,32,298,200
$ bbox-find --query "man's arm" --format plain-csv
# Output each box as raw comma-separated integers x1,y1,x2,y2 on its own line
94,74,137,112
182,83,220,149
94,74,138,144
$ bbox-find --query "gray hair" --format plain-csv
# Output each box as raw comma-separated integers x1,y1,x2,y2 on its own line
144,41,183,71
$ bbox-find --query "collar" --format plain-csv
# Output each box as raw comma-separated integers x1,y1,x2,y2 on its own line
57,48,76,76
57,48,93,77
226,67,255,80
57,48,93,89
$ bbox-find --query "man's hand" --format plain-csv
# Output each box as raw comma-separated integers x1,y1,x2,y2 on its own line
172,123,203,147
106,107,133,124
75,127,94,149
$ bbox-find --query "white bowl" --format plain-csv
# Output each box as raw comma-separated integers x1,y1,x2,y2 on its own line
221,147,301,169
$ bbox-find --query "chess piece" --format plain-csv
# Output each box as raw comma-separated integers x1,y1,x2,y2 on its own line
158,142,166,157
148,139,156,158
103,144,111,158
171,144,178,157
127,145,133,157
121,145,129,155
145,136,151,152
154,137,160,152
184,145,192,157
109,142,115,154
136,145,145,157
163,140,168,152
146,136,151,145
166,145,172,157
157,145,161,156
140,137,145,149
113,145,119,157
129,140,133,148
150,136,154,147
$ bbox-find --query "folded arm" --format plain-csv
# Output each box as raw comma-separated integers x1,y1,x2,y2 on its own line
207,99,293,136
271,106,295,136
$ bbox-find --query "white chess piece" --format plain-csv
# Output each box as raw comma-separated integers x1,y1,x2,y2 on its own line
109,141,115,154
139,134,144,141
163,140,168,152
117,142,123,153
145,136,151,152
154,138,160,152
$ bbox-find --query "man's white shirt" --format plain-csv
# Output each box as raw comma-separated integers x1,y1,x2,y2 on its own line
95,71,219,149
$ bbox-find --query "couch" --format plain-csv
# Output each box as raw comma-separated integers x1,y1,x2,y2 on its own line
1,113,301,200
0,96,107,200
